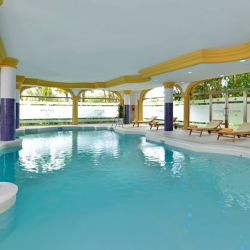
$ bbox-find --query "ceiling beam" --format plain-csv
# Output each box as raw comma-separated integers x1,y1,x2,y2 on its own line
105,75,150,88
14,41,250,90
18,74,150,90
139,41,250,77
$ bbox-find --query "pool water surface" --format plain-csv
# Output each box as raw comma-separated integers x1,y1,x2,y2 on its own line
0,130,250,250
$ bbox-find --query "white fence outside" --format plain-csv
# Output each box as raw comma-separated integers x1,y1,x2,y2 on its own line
20,102,118,120
78,103,118,118
20,97,250,124
144,97,250,124
143,104,184,121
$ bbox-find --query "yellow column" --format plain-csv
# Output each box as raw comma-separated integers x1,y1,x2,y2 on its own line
72,96,78,125
137,90,149,121
137,100,142,121
183,94,190,129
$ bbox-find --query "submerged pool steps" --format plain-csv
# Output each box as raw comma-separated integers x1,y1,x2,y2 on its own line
0,183,18,215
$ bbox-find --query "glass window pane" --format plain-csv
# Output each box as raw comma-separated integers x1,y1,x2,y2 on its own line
228,91,243,126
212,93,224,122
78,102,118,119
174,98,183,121
190,94,209,125
20,87,73,125
143,97,164,119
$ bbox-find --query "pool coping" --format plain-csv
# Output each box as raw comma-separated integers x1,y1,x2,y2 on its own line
0,124,249,159
0,139,22,151
113,126,250,159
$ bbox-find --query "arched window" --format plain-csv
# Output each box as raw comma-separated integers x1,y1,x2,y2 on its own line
21,87,72,125
189,72,250,126
78,90,120,123
143,86,183,121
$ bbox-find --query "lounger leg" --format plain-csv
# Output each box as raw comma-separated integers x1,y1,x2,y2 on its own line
157,125,159,130
233,135,236,143
200,131,203,137
189,130,192,136
217,134,220,140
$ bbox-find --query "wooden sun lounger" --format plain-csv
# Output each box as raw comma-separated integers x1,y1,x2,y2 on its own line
132,116,157,127
187,120,223,136
217,123,250,142
149,117,177,130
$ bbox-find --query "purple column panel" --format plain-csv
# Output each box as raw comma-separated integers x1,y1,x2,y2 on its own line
164,103,173,131
124,105,130,124
0,98,16,141
16,102,20,129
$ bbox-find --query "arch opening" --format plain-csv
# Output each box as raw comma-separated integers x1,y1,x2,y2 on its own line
77,90,120,124
142,86,183,123
189,72,250,127
20,86,73,126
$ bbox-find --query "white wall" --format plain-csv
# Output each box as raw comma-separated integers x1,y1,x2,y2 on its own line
144,97,250,125
20,98,250,124
20,102,118,119
78,103,118,118
20,103,72,119
143,103,183,121
190,105,209,123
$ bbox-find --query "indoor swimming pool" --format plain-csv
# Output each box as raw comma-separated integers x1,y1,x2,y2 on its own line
0,129,250,250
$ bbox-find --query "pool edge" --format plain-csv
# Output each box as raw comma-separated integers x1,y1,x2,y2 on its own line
2,125,250,159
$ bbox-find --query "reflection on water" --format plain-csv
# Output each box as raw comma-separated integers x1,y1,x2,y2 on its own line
77,130,119,158
19,132,73,174
18,131,120,174
170,151,185,177
140,141,166,166
140,137,250,210
140,138,185,177
214,164,250,210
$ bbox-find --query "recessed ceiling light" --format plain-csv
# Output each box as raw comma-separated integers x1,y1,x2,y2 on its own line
152,79,158,82
220,74,224,77
240,59,247,63
180,81,185,84
188,71,193,74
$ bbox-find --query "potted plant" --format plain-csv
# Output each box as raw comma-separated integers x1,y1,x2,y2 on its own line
118,104,124,119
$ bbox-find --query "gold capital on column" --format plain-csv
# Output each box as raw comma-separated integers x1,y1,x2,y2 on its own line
124,90,132,95
163,82,175,88
16,83,22,90
0,57,19,68
16,75,25,89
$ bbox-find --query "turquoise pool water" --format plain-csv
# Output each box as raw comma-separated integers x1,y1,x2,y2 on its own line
0,130,250,250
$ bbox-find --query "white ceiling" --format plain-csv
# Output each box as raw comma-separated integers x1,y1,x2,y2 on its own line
0,0,250,85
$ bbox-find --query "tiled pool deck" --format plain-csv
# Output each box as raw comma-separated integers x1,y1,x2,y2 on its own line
115,125,250,158
1,124,250,158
